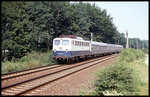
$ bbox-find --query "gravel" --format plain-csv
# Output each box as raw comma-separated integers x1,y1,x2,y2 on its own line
24,56,118,96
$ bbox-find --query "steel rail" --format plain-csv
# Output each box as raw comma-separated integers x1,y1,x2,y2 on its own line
2,54,111,89
2,54,110,85
19,54,118,96
1,64,62,81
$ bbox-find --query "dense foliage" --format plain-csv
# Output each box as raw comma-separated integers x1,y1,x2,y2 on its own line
1,1,148,61
2,51,57,74
94,49,146,96
2,2,30,61
119,48,145,62
95,62,140,95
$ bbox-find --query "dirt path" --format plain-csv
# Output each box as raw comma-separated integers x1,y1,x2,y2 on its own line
145,54,148,65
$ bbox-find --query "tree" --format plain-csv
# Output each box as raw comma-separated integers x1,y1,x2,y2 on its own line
2,1,30,61
26,2,74,51
4,1,148,61
129,38,148,49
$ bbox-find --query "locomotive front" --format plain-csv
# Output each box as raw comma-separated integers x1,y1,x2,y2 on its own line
52,38,72,63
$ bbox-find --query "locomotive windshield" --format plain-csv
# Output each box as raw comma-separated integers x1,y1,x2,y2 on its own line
62,40,69,45
54,40,60,45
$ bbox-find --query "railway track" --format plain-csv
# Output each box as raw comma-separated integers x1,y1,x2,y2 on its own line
1,64,61,80
2,56,108,88
1,54,119,96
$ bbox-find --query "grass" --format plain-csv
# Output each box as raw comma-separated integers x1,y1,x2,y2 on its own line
79,49,148,96
94,61,141,95
132,58,148,95
2,51,57,74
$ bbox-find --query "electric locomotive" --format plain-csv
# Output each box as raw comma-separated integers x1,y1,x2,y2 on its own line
52,35,123,63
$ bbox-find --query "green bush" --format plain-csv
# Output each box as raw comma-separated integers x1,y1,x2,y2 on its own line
135,50,145,60
2,51,57,74
2,61,24,73
119,49,145,62
119,49,135,62
94,61,140,96
19,51,39,62
141,49,148,54
94,49,145,96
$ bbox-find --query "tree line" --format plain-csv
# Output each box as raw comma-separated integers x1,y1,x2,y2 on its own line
1,1,148,61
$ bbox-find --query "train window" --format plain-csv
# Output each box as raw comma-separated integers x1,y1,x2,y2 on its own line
76,41,77,46
54,40,60,45
62,40,69,45
75,41,77,46
72,41,74,45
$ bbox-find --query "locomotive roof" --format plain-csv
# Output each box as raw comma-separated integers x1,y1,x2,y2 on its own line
53,37,123,47
53,37,89,42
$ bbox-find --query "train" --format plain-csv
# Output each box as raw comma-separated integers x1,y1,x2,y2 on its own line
52,35,123,63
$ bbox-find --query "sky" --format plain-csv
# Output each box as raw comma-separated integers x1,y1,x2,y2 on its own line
72,1,149,40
